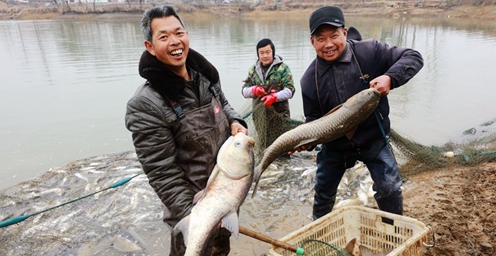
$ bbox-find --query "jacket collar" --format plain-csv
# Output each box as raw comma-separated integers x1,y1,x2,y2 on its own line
316,43,352,77
255,54,283,82
138,48,219,101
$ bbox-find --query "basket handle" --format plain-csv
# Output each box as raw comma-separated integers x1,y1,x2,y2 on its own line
423,226,435,248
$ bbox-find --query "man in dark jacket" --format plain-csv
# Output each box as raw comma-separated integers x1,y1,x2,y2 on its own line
293,6,424,220
125,6,248,255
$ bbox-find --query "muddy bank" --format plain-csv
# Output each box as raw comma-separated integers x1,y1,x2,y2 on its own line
1,2,496,21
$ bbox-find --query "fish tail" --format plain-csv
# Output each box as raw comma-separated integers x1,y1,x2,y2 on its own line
251,179,260,198
251,165,262,198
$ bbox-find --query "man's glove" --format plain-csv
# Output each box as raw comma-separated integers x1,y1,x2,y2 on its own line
251,85,266,98
261,93,277,107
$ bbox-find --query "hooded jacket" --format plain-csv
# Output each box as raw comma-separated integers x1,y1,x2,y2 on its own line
125,49,247,227
242,55,295,117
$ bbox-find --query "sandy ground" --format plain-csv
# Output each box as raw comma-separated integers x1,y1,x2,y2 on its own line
402,162,496,255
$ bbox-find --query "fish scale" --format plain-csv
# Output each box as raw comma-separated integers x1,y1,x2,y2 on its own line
252,88,381,197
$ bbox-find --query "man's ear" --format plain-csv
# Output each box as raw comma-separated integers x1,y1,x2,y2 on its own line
144,41,155,56
342,27,348,38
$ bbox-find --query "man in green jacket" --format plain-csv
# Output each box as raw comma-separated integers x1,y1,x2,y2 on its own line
241,38,295,150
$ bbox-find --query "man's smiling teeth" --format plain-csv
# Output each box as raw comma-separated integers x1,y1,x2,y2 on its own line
171,49,182,56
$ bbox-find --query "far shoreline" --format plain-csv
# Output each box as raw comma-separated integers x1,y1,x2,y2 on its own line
1,2,496,22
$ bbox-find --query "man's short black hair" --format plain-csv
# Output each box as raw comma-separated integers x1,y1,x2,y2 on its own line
256,38,275,59
141,6,185,41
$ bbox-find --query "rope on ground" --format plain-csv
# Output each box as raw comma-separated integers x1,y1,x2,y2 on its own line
0,173,141,228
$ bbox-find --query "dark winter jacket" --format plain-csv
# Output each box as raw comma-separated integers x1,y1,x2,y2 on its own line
125,49,247,227
300,39,423,150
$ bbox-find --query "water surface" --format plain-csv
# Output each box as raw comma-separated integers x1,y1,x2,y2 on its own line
1,16,496,189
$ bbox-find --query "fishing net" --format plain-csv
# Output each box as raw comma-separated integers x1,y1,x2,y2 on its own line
298,239,351,256
389,120,496,177
238,100,304,157
238,100,496,178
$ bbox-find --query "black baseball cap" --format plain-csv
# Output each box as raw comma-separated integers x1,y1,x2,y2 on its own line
309,6,345,35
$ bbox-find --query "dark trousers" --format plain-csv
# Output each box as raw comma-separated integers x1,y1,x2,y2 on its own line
312,139,403,220
170,227,231,256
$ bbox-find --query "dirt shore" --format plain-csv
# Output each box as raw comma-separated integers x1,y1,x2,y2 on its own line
404,162,496,255
1,2,496,21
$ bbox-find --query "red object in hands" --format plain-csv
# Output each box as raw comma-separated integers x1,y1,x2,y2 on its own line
261,94,277,107
251,85,266,97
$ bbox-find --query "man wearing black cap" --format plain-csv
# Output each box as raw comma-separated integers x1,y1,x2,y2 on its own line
242,38,295,150
293,6,424,220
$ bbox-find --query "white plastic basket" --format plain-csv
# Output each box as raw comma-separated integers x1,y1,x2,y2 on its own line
268,206,429,256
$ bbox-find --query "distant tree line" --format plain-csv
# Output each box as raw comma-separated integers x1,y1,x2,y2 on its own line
1,0,495,15
2,0,496,6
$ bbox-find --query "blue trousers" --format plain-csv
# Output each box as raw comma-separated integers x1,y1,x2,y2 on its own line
313,139,403,220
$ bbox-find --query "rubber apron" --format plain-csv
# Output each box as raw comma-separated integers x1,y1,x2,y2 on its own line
163,86,230,226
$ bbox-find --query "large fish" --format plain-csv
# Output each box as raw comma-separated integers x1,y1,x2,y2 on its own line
174,132,255,256
252,88,381,197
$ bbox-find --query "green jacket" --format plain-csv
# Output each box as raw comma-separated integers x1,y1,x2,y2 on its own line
242,55,295,117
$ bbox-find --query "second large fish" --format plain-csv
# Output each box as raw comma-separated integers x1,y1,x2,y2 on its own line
174,132,255,256
252,88,381,197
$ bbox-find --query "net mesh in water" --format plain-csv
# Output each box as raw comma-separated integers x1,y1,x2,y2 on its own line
389,126,496,177
239,101,303,157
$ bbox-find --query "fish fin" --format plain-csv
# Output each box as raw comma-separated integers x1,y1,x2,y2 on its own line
295,138,318,148
345,238,356,255
324,103,343,116
221,211,240,239
173,215,191,246
345,127,358,140
195,166,220,203
193,190,205,204
206,166,220,189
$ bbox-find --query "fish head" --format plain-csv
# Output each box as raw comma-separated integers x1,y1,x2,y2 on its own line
345,88,380,114
216,132,255,179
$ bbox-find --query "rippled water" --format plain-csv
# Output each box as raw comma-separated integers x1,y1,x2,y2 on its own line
0,150,377,255
1,16,496,189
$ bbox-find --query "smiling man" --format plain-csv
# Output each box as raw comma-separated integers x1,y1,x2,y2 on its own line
295,6,424,220
125,6,248,256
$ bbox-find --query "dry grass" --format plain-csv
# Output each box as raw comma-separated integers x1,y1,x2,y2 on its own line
1,1,496,21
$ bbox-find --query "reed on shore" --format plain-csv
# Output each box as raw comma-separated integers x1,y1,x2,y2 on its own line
1,1,496,21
